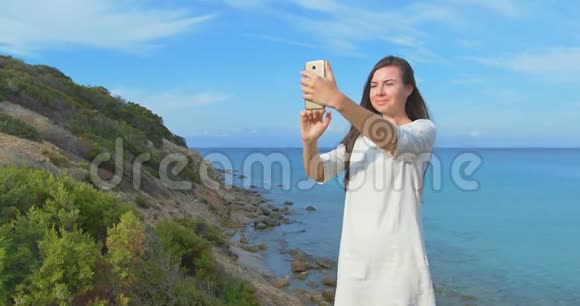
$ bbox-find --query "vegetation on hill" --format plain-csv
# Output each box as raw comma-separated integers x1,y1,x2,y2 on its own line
0,112,41,142
0,165,257,305
0,55,200,186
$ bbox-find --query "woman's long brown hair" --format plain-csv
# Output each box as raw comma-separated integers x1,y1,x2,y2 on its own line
337,55,431,192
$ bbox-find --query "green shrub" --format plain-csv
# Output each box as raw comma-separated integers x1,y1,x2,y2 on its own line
0,113,41,141
0,163,257,305
0,164,133,243
41,148,68,167
106,211,146,286
134,194,150,209
156,219,213,277
13,228,100,305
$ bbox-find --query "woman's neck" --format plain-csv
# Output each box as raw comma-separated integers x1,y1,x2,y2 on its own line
382,114,412,126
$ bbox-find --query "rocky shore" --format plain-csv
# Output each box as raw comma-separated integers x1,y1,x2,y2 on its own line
211,168,339,306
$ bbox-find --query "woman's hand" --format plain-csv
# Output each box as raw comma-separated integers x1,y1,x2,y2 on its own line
300,60,343,109
300,109,331,143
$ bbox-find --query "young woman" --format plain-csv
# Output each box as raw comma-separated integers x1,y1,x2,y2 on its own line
300,55,437,305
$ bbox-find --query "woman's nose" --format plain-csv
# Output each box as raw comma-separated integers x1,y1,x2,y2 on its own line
377,84,386,95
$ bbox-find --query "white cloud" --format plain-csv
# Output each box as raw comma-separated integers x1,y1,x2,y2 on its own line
458,39,481,49
111,88,232,110
110,87,233,137
450,75,486,85
469,130,481,137
0,0,218,55
243,33,317,49
221,0,273,9
222,0,463,59
465,47,580,83
451,0,523,18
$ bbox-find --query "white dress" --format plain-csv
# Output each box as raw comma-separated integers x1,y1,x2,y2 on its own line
316,119,437,306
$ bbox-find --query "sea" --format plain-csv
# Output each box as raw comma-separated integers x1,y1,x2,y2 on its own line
196,147,580,306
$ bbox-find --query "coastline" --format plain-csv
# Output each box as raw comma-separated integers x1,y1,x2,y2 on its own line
209,168,338,305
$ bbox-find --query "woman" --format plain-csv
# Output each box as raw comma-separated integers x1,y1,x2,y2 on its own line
300,55,437,305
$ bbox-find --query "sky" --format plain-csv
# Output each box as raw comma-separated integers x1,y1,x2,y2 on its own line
1,0,579,148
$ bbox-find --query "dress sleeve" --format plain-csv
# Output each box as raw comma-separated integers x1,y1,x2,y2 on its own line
315,143,347,184
385,119,436,160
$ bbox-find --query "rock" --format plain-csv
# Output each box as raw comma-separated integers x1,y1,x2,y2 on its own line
296,271,308,280
273,276,289,287
253,215,279,227
255,223,267,230
241,245,259,253
283,201,294,206
306,206,316,211
270,212,283,220
291,260,307,272
281,219,292,224
258,243,268,250
260,205,273,215
322,275,337,287
295,291,310,304
288,249,302,258
239,175,247,179
295,288,307,295
240,204,256,212
306,261,319,270
280,206,289,212
239,236,248,244
322,288,336,302
313,295,325,303
316,258,334,269
306,290,324,303
306,281,319,288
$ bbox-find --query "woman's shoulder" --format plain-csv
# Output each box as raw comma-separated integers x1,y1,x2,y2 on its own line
411,118,436,130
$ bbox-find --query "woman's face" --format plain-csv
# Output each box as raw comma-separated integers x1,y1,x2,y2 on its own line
369,66,413,114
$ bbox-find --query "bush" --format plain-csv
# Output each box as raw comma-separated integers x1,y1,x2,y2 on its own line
0,165,258,305
13,228,100,305
0,165,133,303
0,113,41,141
106,211,146,286
41,148,68,167
156,219,213,277
134,194,150,209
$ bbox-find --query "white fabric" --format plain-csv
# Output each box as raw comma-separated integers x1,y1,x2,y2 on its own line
316,119,437,306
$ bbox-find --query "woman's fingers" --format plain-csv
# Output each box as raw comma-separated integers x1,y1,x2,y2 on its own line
323,111,331,128
302,110,327,123
316,109,324,121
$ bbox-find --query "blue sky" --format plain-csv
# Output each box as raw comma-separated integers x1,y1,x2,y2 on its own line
1,0,579,148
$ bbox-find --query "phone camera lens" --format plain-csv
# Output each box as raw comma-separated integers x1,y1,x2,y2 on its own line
312,66,316,70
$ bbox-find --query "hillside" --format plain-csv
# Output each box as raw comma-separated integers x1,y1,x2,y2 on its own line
0,55,300,305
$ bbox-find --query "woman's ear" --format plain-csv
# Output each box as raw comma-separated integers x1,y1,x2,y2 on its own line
405,84,414,97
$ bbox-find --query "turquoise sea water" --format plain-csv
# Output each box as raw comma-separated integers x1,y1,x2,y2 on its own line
197,147,580,305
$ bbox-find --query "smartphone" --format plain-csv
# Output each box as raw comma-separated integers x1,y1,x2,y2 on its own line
304,59,326,110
